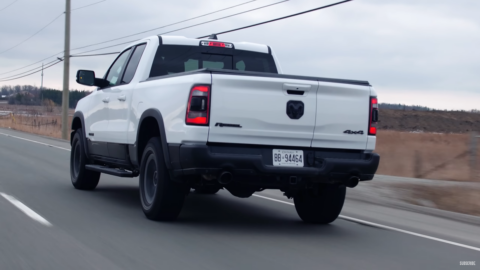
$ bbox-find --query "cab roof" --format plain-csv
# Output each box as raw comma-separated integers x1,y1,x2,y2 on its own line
159,35,270,54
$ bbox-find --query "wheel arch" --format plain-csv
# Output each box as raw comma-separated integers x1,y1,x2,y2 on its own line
135,108,171,169
71,111,90,159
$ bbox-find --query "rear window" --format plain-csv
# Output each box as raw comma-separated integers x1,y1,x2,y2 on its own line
150,45,277,77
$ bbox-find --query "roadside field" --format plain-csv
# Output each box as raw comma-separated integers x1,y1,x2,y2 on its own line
0,105,73,139
380,109,480,133
376,131,478,182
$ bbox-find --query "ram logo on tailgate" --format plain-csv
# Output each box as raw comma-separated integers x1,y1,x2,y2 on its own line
286,101,304,119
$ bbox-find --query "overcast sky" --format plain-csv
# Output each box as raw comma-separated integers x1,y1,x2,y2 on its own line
0,0,478,110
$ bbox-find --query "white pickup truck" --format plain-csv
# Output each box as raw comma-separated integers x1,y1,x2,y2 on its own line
71,35,380,224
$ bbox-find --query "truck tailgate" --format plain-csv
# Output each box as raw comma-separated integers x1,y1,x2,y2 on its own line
208,74,318,147
208,73,371,150
312,83,371,150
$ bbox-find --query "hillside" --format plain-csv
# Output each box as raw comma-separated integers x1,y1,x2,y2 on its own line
379,109,480,133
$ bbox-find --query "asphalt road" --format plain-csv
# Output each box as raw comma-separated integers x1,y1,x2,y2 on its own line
0,128,478,270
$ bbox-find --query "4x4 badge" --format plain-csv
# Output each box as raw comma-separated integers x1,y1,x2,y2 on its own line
344,130,364,135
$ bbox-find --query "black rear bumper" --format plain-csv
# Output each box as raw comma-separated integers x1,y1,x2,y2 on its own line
170,143,380,187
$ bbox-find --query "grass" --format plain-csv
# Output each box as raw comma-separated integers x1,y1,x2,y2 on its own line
392,183,480,217
0,105,73,140
0,114,72,140
375,131,478,182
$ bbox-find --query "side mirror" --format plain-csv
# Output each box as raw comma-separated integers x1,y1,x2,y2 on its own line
76,70,109,88
76,70,95,86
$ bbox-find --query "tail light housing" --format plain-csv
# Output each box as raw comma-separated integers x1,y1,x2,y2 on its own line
186,85,211,125
369,97,379,135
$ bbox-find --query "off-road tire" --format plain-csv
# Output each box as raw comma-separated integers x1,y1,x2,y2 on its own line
70,129,101,190
293,185,346,224
139,137,186,221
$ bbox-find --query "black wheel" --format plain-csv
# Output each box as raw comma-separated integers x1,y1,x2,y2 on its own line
194,185,220,194
139,137,186,221
70,129,100,190
293,185,346,224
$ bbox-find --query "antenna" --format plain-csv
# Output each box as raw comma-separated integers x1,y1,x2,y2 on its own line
207,34,218,40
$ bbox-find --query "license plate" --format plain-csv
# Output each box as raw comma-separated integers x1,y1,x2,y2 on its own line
272,149,304,167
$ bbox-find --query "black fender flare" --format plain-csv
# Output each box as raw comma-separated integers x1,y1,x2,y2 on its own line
71,111,91,159
136,108,172,169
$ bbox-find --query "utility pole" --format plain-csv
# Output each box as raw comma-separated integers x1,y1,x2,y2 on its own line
40,63,43,90
61,0,71,140
41,63,44,108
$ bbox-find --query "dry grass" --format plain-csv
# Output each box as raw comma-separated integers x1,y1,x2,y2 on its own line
0,115,73,140
375,130,478,182
0,104,74,115
393,183,480,217
379,109,480,133
0,105,73,140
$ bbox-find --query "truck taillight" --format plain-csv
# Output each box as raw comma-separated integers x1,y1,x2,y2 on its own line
369,97,379,135
186,85,211,125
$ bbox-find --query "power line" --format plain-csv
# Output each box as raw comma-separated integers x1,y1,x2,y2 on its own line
0,52,117,81
72,40,137,56
0,59,58,80
0,0,353,83
72,0,106,11
0,0,19,13
198,0,353,38
73,0,288,56
70,52,119,57
0,0,107,58
68,0,258,52
0,60,62,82
75,0,354,57
0,51,63,76
0,0,259,76
0,0,283,78
0,13,64,55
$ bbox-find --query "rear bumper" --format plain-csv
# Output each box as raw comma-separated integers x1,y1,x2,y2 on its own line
170,143,380,187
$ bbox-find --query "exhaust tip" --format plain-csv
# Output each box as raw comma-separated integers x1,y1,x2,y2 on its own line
345,176,360,188
218,171,233,185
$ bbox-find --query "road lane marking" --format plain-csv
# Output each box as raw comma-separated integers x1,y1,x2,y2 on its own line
0,192,52,227
252,194,480,252
3,131,480,252
0,132,70,151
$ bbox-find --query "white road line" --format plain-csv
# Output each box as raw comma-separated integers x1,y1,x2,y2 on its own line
252,194,480,252
0,132,70,151
0,192,52,227
2,131,480,252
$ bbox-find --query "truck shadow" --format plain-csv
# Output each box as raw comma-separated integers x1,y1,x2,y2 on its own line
178,191,351,237
93,186,353,237
93,185,140,210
